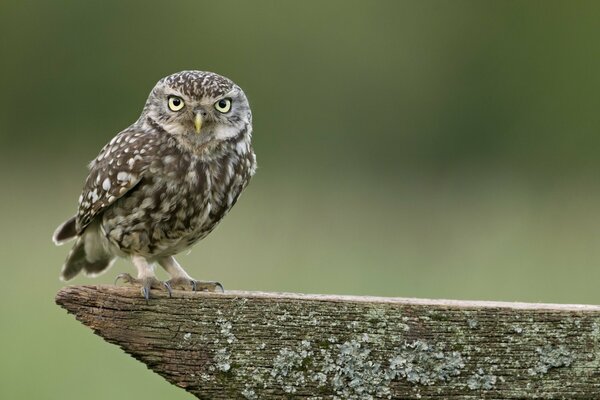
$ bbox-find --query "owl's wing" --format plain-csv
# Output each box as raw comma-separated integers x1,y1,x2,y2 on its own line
75,128,159,234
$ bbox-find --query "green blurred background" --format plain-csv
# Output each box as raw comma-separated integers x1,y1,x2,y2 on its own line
2,0,600,398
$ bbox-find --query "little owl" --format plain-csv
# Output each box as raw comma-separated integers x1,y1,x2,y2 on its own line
53,71,257,299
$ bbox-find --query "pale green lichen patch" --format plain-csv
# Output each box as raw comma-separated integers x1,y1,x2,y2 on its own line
271,340,313,393
217,316,236,345
467,319,478,329
241,386,257,400
214,348,232,372
527,345,574,376
387,340,465,385
211,316,238,373
327,339,392,399
592,322,600,339
511,325,524,334
311,372,327,387
467,368,497,390
258,334,465,399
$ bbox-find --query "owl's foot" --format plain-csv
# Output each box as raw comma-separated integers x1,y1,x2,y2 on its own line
157,256,224,293
165,277,224,293
114,273,172,300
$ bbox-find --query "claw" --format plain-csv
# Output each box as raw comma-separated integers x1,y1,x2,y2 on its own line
191,280,224,292
141,285,151,302
114,273,135,285
163,281,173,298
113,272,170,301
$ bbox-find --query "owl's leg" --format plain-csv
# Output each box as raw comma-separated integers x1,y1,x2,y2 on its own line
158,256,224,293
115,255,171,300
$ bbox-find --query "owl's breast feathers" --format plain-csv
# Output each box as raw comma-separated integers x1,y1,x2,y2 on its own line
76,122,256,257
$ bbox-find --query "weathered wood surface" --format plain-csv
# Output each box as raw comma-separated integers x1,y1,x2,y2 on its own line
56,285,600,399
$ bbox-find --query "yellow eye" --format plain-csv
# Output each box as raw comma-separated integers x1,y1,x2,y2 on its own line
214,98,232,113
168,95,185,112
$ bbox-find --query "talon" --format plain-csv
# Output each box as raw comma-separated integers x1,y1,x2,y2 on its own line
113,272,170,300
141,286,151,302
163,281,173,298
191,280,224,292
114,273,134,285
142,285,151,304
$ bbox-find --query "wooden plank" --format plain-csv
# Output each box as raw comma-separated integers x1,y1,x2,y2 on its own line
55,285,600,399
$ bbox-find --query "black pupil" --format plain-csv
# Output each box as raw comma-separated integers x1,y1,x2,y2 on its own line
219,100,228,109
172,98,180,106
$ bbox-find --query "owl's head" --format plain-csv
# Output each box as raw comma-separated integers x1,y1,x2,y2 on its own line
141,71,251,144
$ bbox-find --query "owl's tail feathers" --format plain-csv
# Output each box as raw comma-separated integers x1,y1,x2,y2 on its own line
60,227,116,281
53,216,77,245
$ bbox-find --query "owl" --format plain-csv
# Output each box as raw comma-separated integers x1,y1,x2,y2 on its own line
53,71,257,299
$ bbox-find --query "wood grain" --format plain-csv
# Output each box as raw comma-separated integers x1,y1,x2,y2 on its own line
56,285,600,399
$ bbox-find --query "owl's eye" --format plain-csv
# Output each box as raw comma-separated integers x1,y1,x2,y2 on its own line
168,96,185,112
214,98,232,113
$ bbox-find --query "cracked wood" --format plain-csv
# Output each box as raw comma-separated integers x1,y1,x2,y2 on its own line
55,285,600,399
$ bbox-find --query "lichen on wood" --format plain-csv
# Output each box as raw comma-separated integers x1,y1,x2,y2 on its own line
56,285,600,399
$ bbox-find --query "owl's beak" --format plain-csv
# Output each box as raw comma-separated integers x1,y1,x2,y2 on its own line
194,113,203,134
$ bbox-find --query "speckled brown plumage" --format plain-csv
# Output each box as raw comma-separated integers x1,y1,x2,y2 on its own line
53,71,256,298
